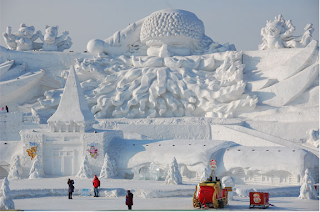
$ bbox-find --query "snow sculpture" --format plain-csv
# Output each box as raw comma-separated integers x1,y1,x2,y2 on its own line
87,9,235,57
0,177,15,210
8,155,22,180
299,169,317,199
38,9,257,119
28,155,42,179
2,24,42,51
199,167,210,182
221,176,235,200
47,66,96,132
165,157,182,185
99,153,117,178
76,155,92,179
306,129,319,148
259,14,315,50
39,25,73,51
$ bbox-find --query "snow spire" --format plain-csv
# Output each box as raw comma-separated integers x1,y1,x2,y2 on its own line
47,65,95,133
8,155,22,180
76,155,92,179
0,177,15,210
99,153,117,179
299,169,318,199
165,157,182,185
29,155,42,179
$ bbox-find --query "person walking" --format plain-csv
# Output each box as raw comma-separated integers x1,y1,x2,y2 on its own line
92,175,100,197
125,190,133,210
67,178,74,199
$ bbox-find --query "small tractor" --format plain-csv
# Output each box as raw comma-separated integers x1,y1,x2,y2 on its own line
193,159,228,209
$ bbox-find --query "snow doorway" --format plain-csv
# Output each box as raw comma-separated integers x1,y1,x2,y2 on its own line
0,165,9,179
43,145,81,177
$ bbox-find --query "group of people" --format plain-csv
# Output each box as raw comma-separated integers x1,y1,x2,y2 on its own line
67,175,134,210
0,106,9,113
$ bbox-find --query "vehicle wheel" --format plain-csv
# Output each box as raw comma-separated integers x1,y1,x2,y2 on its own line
193,191,199,208
218,200,224,208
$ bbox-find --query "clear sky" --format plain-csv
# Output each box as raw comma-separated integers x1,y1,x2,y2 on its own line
0,0,319,52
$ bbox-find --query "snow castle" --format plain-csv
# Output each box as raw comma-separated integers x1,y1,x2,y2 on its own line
0,9,318,186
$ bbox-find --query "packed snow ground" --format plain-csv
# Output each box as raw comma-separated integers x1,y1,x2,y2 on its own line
2,178,319,211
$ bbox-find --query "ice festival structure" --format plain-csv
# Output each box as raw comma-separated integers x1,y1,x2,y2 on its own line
0,9,319,186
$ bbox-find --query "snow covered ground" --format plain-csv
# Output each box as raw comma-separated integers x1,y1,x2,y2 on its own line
3,178,319,211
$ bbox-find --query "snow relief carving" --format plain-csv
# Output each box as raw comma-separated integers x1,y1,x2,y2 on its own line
2,24,72,51
259,14,315,50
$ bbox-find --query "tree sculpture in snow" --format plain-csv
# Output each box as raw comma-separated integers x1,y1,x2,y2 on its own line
299,169,317,199
8,155,22,180
76,155,92,179
29,155,42,179
99,153,117,178
0,177,15,210
259,14,315,50
165,157,182,185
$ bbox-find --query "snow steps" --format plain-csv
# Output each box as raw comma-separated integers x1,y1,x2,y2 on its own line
224,125,318,156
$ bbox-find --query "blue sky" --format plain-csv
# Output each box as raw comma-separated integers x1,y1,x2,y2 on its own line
0,0,319,52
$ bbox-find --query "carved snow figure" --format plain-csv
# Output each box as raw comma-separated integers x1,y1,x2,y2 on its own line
259,14,315,50
165,157,182,185
199,167,210,182
46,9,256,119
306,129,319,148
87,9,235,57
8,155,22,180
99,153,117,178
76,155,92,179
29,155,42,179
2,24,42,51
0,177,15,210
299,169,317,199
39,25,73,51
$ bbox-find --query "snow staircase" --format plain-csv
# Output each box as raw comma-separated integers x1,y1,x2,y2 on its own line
211,124,319,156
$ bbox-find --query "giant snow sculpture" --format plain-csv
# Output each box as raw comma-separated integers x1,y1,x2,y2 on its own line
49,9,257,119
259,14,315,50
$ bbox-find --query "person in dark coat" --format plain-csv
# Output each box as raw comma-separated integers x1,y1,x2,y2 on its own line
67,178,74,199
5,106,9,113
92,175,100,197
125,190,133,210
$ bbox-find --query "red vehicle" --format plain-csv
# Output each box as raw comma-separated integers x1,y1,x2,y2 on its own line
249,192,269,209
193,180,228,208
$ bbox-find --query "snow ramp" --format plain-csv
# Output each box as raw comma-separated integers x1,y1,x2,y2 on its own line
211,124,318,156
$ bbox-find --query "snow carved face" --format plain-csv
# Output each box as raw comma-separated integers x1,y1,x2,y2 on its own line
140,9,206,57
17,24,35,39
44,26,59,43
265,21,283,37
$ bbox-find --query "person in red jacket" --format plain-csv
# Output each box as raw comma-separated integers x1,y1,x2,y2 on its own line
92,175,100,197
125,190,133,210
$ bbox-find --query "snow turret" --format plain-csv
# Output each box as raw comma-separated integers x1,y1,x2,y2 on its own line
47,66,95,132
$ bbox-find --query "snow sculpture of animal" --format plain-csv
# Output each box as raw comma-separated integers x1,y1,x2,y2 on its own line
39,25,73,51
259,14,315,50
2,24,42,51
